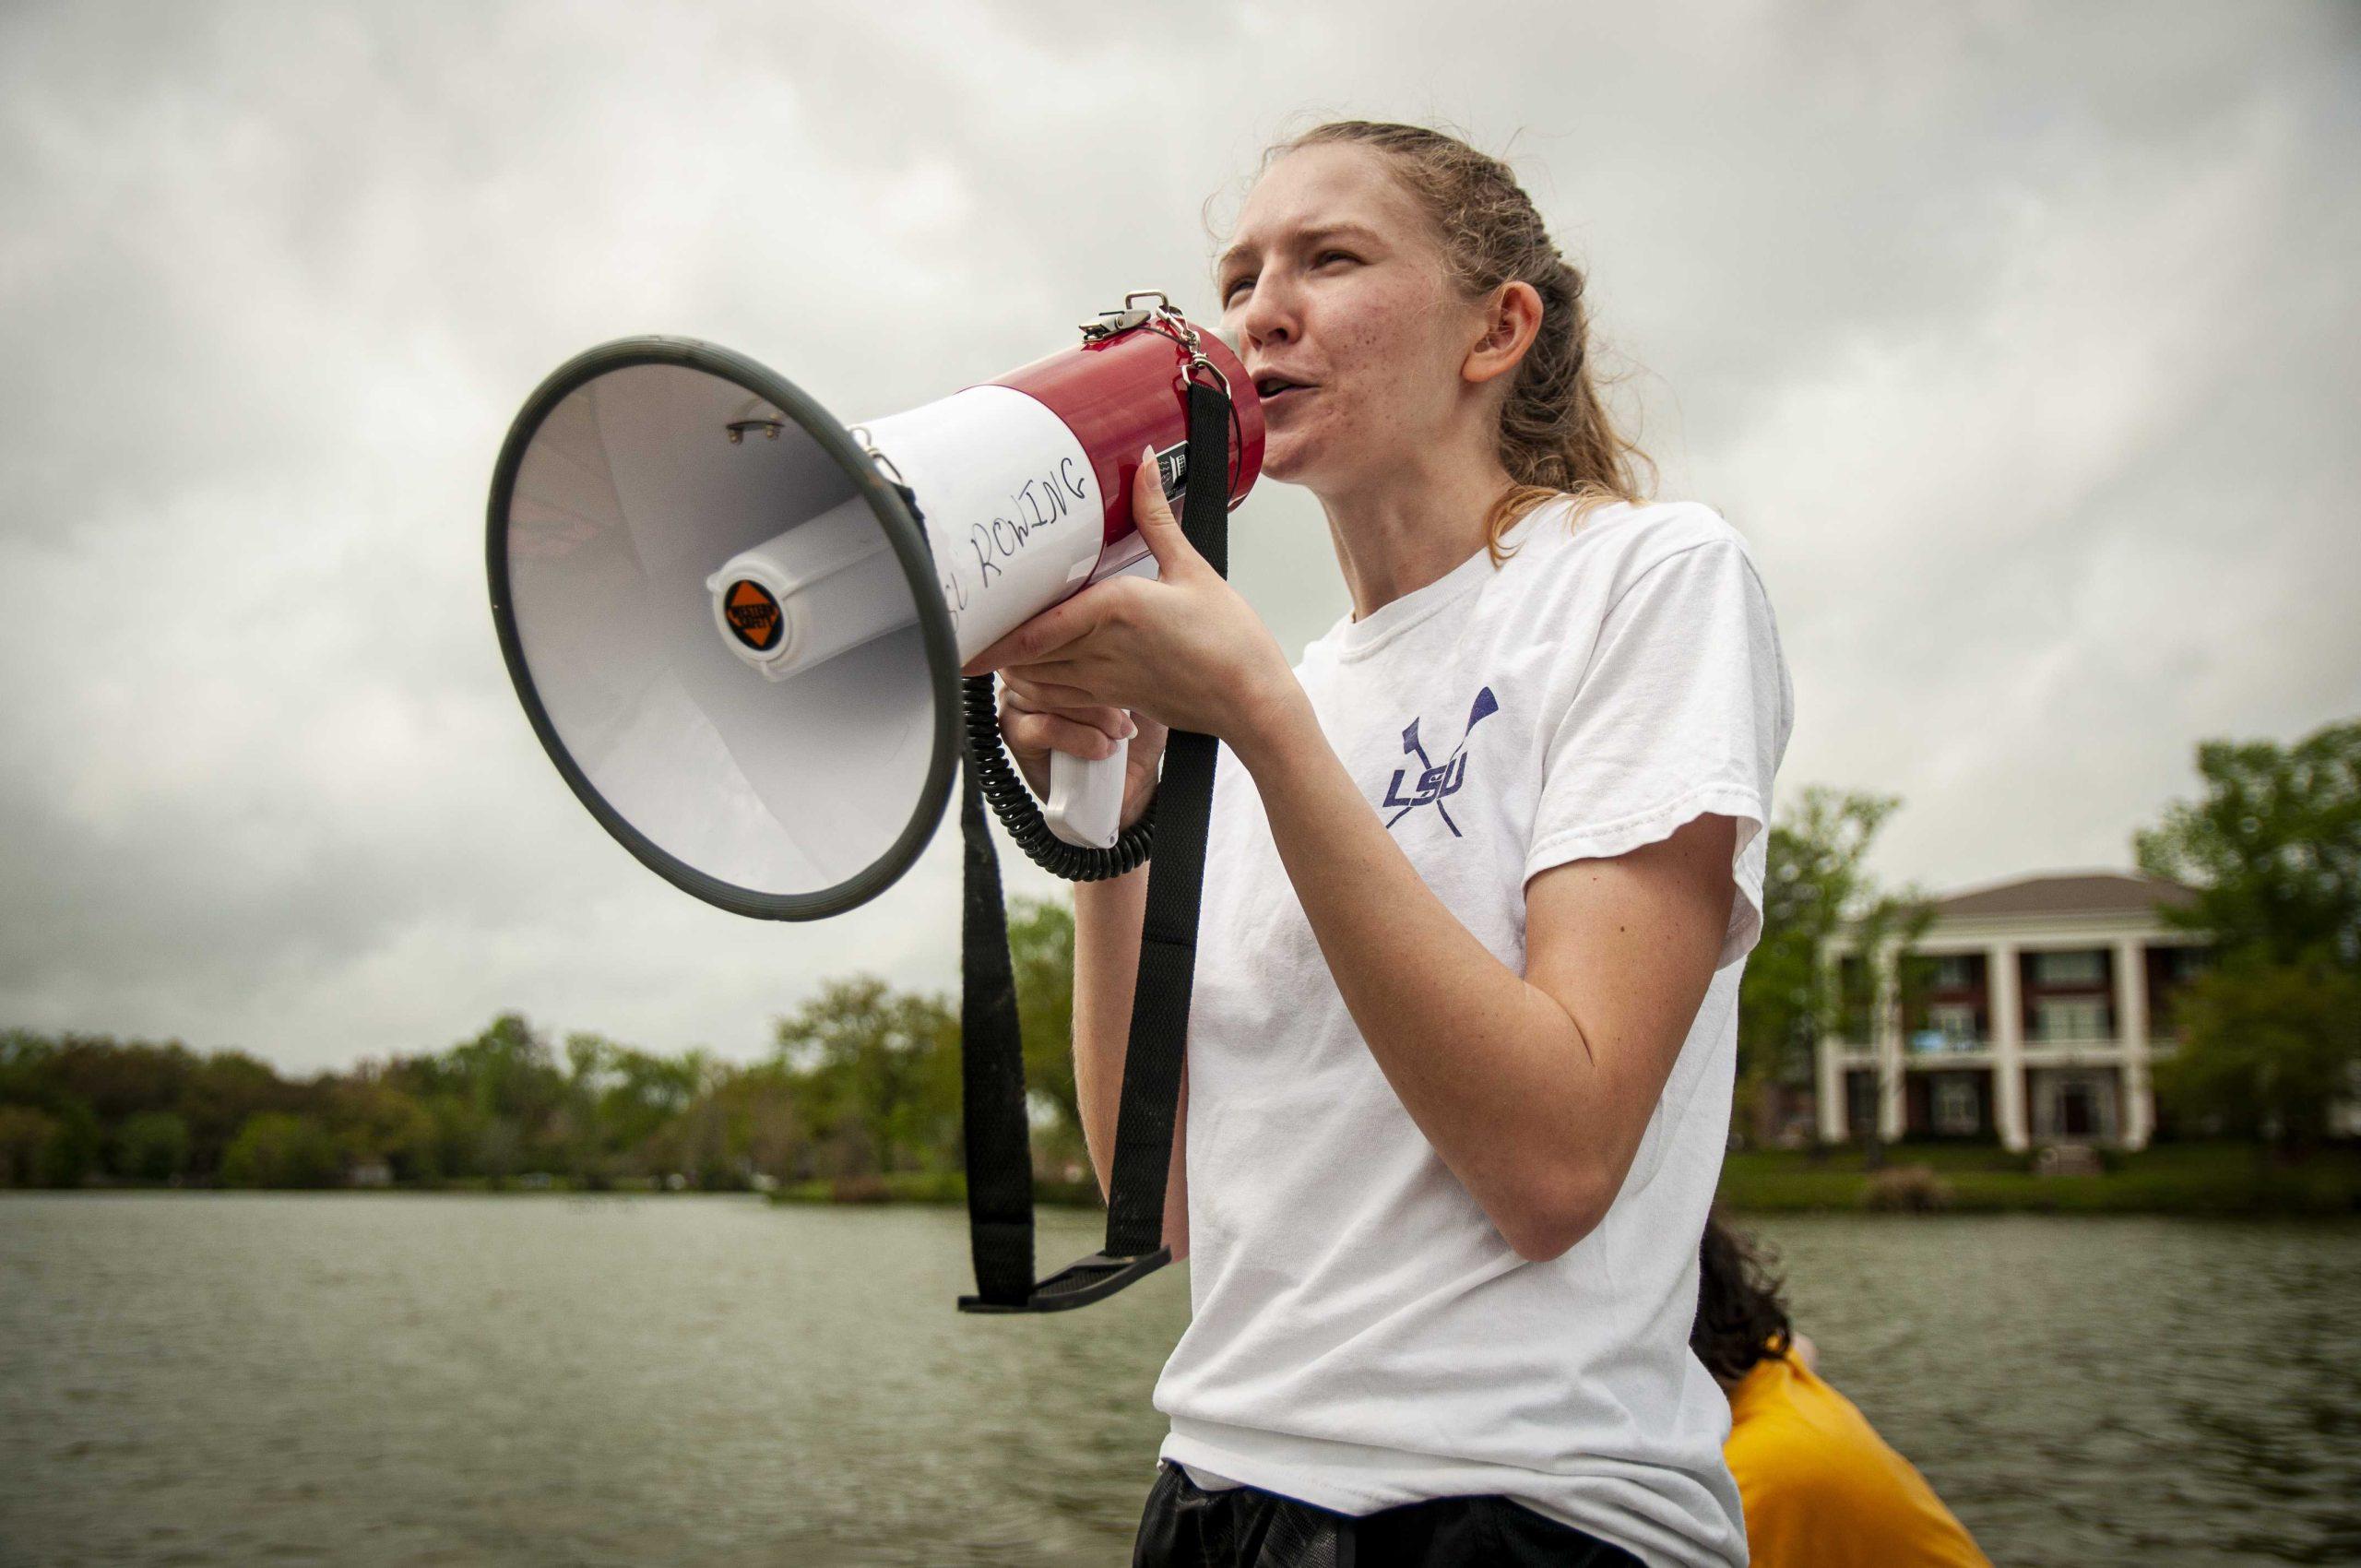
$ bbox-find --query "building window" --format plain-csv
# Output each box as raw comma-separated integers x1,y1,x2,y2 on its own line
2028,949,2106,986
2032,997,2110,1042
1912,1003,1983,1053
1928,954,1978,991
1932,1075,1984,1136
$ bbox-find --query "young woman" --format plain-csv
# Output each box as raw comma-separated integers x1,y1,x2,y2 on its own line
963,120,1794,1568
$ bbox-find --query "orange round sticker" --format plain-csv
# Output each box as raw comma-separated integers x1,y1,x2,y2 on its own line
724,579,783,652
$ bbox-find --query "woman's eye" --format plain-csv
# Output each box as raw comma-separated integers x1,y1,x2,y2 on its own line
1223,253,1353,305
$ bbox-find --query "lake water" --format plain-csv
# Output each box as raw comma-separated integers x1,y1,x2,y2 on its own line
2,1195,2355,1566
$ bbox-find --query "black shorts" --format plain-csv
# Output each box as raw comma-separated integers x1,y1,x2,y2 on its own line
1132,1459,1646,1568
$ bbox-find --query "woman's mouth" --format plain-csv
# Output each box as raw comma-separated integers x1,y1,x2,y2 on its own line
1254,376,1317,413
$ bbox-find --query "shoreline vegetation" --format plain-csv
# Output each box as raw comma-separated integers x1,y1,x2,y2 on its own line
1717,1142,2361,1217
8,1008,2353,1218
15,1145,2353,1220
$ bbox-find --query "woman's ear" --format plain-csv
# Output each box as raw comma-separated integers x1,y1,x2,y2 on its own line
1464,279,1544,387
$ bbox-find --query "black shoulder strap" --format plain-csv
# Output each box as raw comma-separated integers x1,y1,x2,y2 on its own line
1102,376,1229,1259
955,736,1038,1308
957,374,1232,1313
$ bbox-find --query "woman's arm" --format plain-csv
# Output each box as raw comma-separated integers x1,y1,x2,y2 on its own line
1072,864,1189,1261
1230,683,1734,1262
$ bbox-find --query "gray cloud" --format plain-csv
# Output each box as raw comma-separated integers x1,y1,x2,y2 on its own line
1,1,2354,1071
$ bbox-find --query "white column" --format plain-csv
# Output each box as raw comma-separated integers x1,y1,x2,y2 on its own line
1817,1027,1846,1143
1990,940,2028,1152
1876,941,1906,1142
1817,944,1848,1142
2116,936,2152,1150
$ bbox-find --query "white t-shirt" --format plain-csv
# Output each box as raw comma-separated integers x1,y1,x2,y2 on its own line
1152,496,1793,1568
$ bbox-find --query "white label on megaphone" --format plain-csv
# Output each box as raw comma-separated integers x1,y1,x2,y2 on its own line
872,382,1134,850
706,384,1108,682
856,385,1107,663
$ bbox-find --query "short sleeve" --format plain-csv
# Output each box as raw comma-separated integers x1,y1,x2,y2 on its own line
1522,533,1793,970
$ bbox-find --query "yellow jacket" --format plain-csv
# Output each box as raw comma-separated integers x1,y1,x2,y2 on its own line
1726,1350,1992,1568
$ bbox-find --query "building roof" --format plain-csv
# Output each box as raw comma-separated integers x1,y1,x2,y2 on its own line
1930,870,2197,921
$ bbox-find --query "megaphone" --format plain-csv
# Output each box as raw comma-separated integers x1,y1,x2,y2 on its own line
488,293,1263,1311
489,293,1260,912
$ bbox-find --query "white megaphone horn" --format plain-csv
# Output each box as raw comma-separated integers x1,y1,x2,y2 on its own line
487,292,1264,920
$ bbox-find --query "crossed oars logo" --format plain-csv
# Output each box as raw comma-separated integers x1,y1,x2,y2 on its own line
1381,685,1499,837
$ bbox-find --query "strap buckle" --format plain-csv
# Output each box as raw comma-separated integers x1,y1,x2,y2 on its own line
956,1247,1173,1314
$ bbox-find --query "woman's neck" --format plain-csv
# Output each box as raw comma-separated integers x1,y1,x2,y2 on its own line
1319,441,1519,624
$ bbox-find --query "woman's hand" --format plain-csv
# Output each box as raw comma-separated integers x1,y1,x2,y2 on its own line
992,673,1169,834
960,445,1298,760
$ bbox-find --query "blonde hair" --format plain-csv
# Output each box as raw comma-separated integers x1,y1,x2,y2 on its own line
1223,120,1655,563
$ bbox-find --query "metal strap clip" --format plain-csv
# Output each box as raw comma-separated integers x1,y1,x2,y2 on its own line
1080,290,1232,400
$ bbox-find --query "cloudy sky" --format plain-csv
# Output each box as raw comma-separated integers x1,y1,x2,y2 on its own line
2,2,2355,1074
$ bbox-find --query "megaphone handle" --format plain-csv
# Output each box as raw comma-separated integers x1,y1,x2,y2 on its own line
1045,738,1128,850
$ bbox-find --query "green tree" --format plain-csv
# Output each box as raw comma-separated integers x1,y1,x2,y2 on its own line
552,1032,616,1182
324,1065,438,1183
774,977,958,1176
0,1106,59,1187
2136,718,2361,967
699,1062,812,1185
18,1034,203,1131
0,1032,193,1183
635,1051,762,1187
2136,718,2361,1152
384,1014,577,1182
564,1034,706,1176
183,1050,303,1180
1736,787,1930,1149
1007,895,1087,1175
114,1111,191,1182
220,1112,344,1188
2152,953,2361,1150
446,1013,567,1170
35,1098,101,1186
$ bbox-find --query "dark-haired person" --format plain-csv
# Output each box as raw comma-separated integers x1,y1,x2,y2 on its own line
1693,1217,1992,1568
969,121,1793,1567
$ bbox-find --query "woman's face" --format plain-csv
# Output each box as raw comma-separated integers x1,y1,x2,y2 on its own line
1216,143,1482,493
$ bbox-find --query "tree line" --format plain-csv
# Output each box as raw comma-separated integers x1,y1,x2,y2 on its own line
0,898,1089,1193
3,719,2353,1190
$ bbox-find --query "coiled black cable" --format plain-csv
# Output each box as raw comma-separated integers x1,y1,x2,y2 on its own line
963,671,1155,880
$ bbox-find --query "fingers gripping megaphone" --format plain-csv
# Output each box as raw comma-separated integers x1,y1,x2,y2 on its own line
487,293,1264,1311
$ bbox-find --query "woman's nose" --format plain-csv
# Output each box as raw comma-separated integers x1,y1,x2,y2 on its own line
1230,279,1298,349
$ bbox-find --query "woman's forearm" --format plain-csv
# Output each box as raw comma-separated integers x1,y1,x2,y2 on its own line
1071,867,1146,1194
1228,684,1599,1259
1071,864,1189,1258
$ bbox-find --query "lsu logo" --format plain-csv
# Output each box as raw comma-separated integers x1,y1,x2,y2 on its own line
1381,685,1499,837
